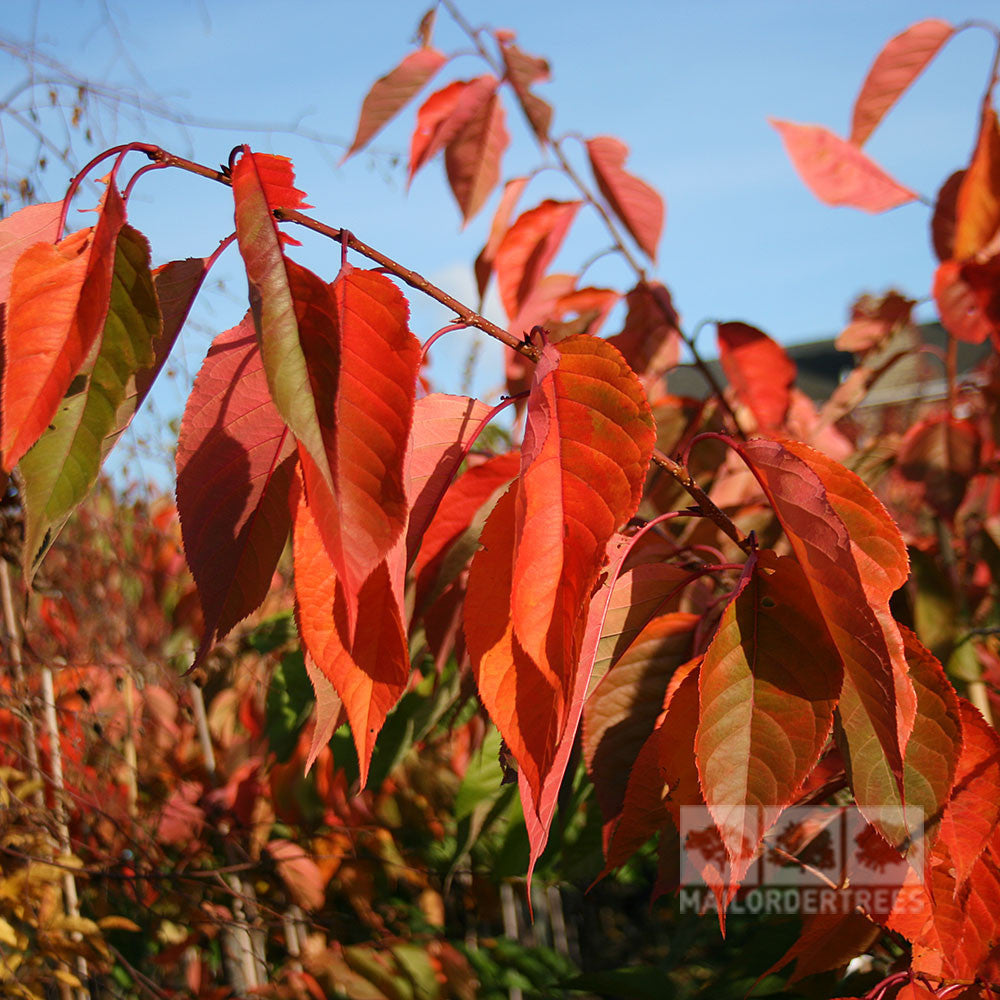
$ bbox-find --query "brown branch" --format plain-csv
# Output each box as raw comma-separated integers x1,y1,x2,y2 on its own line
651,449,747,550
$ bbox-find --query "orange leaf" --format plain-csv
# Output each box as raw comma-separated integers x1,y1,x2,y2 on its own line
850,19,953,146
0,200,62,304
474,176,529,301
586,136,664,260
934,254,1000,345
770,118,917,213
494,199,580,321
696,551,842,886
954,100,1000,261
897,413,981,519
176,314,297,664
835,290,914,353
405,392,495,560
408,77,498,183
468,334,654,874
761,911,880,984
1,182,125,471
293,478,409,788
734,437,912,844
716,321,796,430
344,48,448,160
445,92,509,224
583,612,697,832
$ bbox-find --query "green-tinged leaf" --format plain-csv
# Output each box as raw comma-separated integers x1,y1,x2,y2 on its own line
696,551,842,885
20,223,160,577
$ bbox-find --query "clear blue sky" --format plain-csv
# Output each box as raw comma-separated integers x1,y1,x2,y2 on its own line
4,1,996,482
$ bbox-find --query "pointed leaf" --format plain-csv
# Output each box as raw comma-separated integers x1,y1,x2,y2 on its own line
445,93,509,224
494,199,580,321
345,48,448,159
405,392,494,559
583,612,698,829
770,119,917,212
932,170,964,262
606,281,681,389
716,321,796,430
602,659,702,875
586,136,664,260
762,911,880,985
474,176,529,300
293,481,410,788
138,257,211,402
498,36,552,142
954,100,1000,261
898,628,962,846
939,701,1000,886
468,335,655,875
696,551,842,884
0,200,62,303
2,182,125,471
850,19,953,145
19,223,160,575
408,77,498,182
734,437,912,842
176,315,297,663
304,651,346,773
933,257,1000,344
413,450,520,608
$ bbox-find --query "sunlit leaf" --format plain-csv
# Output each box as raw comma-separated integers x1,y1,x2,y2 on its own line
445,93,509,224
586,136,664,260
716,321,796,430
770,118,917,213
2,182,125,471
176,314,297,664
345,48,448,159
850,19,953,145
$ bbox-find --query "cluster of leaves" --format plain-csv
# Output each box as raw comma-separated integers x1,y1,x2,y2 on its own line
4,6,1000,998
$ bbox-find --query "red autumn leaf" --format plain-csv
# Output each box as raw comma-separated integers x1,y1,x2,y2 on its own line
304,652,346,773
716,321,796,430
939,701,1000,886
344,47,448,160
176,314,297,664
762,911,881,985
408,76,498,183
897,413,981,519
138,257,211,403
583,612,698,831
770,118,917,213
898,628,962,846
404,392,494,562
232,147,310,247
474,176,529,301
850,19,954,146
445,92,509,224
293,478,410,788
734,437,912,844
696,551,842,885
933,257,998,343
586,561,696,693
931,170,964,262
497,35,552,143
1,181,125,472
509,276,618,349
586,136,665,260
606,281,682,389
466,334,654,870
413,450,520,610
602,659,703,876
835,290,915,353
267,839,328,912
0,200,62,304
494,199,581,322
954,100,1000,261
